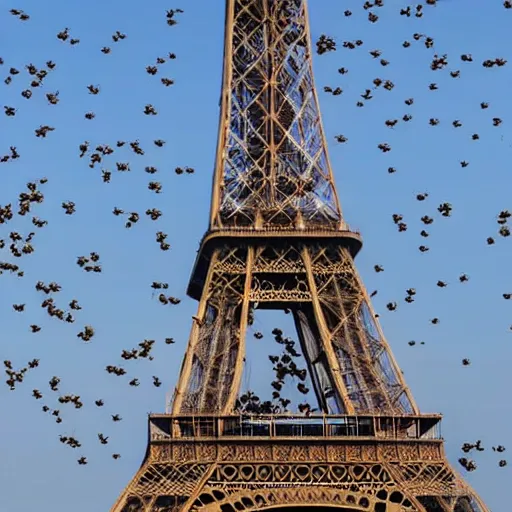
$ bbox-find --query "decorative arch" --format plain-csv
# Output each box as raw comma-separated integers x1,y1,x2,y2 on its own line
193,486,416,511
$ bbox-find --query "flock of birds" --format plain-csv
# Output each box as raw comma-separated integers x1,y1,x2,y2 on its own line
237,327,312,415
2,6,189,469
1,0,510,493
314,1,512,474
459,441,507,473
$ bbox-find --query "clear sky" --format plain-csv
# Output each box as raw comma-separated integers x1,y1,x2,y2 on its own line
1,1,511,511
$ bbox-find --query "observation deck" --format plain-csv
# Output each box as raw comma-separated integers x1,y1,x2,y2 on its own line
113,413,485,512
144,413,446,468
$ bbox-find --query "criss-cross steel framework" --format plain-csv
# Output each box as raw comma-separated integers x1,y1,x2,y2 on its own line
210,0,342,229
112,1,489,511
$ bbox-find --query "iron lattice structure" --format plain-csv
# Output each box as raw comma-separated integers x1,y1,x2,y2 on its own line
112,1,489,511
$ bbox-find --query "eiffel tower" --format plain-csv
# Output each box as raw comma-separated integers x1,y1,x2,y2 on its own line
111,1,489,511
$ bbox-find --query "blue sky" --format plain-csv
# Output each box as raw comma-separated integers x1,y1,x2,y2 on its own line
1,0,511,510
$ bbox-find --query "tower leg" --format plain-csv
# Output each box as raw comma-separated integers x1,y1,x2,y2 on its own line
173,246,253,414
305,245,417,415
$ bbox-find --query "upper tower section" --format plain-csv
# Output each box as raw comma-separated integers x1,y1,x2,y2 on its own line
209,0,344,231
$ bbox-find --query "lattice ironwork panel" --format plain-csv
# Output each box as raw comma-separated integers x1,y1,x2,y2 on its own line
174,247,251,413
129,464,210,497
214,0,342,229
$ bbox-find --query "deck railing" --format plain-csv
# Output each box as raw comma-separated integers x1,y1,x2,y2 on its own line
149,414,442,442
